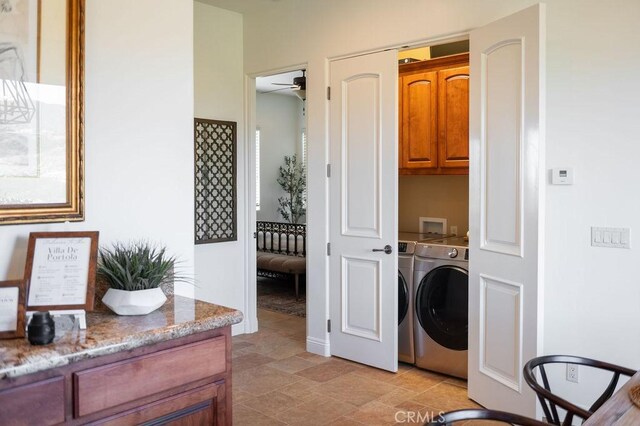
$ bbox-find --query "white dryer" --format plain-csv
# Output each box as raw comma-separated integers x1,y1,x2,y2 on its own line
413,236,469,379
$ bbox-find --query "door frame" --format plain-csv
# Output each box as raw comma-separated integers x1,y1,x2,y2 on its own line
243,64,309,335
242,35,470,336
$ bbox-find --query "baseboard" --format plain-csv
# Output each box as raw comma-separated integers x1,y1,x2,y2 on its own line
307,336,330,357
231,316,258,336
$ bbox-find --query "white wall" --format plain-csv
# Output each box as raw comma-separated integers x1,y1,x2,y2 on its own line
256,93,303,222
233,0,640,410
0,0,195,297
193,2,247,334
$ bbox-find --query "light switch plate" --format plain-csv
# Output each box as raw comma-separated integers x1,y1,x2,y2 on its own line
591,227,630,248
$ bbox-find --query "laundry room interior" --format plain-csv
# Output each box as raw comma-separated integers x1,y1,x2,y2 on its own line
397,40,471,379
398,39,470,237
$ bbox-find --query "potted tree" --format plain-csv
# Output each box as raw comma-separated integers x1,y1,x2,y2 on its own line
277,154,306,224
98,241,185,315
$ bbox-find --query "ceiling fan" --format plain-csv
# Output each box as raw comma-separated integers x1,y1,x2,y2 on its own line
263,70,306,99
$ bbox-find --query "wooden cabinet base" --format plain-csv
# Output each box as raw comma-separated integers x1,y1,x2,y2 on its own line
0,327,232,426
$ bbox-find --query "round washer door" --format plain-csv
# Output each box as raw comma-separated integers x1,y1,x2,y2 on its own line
398,271,409,325
415,265,468,351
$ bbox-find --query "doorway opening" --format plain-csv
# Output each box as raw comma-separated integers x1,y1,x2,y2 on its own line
397,39,471,381
254,69,308,337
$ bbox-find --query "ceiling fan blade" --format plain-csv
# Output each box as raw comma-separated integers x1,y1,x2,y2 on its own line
272,83,296,86
260,87,292,94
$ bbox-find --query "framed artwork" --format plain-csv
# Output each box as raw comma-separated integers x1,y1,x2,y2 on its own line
0,0,85,225
23,231,99,312
0,279,26,339
194,118,237,244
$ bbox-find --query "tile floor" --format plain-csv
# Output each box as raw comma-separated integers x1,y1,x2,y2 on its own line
232,309,481,425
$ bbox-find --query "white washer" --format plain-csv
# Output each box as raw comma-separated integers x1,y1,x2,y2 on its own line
397,237,416,364
413,236,469,378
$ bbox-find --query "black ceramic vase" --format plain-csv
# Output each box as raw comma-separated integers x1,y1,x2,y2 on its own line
28,312,55,345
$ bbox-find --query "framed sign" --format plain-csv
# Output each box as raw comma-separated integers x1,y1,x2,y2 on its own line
0,280,26,339
24,231,99,311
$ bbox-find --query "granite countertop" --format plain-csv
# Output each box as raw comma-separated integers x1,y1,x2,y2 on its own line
0,296,243,379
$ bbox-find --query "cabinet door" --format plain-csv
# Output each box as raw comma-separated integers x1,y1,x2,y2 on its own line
0,377,65,426
401,72,438,169
438,66,469,168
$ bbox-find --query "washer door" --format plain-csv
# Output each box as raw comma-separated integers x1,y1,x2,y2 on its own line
415,265,468,351
398,271,409,325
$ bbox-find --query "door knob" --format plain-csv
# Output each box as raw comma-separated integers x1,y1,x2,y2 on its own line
372,245,393,254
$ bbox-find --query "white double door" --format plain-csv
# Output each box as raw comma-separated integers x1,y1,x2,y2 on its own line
328,49,399,372
327,3,545,416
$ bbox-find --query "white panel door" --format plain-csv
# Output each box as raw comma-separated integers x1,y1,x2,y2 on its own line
468,4,545,415
329,50,398,372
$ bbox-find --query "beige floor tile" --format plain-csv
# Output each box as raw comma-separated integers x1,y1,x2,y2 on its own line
315,372,399,407
232,309,477,423
269,355,318,374
242,390,303,417
273,324,306,337
234,341,255,350
263,342,307,360
297,351,332,364
296,358,360,383
343,400,400,425
328,417,366,425
352,365,406,383
444,376,468,389
275,393,358,425
235,366,302,396
387,368,446,391
233,352,277,371
233,346,258,359
233,388,254,404
278,377,322,400
234,404,287,425
410,382,480,412
376,386,420,406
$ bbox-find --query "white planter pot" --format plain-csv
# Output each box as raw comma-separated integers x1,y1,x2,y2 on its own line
102,287,167,316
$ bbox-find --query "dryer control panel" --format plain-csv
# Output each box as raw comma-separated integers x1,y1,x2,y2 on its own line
398,240,416,255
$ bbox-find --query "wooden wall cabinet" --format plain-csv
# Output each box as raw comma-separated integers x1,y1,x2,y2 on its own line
0,328,232,426
399,54,469,175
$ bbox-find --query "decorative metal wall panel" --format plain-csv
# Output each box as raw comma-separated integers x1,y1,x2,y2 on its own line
194,118,237,244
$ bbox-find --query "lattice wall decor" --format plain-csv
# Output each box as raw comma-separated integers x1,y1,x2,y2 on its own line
194,118,237,244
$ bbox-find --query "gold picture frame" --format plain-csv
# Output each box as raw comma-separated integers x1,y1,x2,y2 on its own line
0,0,85,224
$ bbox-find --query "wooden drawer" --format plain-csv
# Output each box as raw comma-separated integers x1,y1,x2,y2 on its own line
0,376,65,426
74,336,226,418
89,382,222,426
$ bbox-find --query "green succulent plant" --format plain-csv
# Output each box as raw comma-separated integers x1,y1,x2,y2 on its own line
98,241,188,291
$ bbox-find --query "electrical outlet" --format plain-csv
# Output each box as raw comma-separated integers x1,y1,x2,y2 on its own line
567,364,579,383
450,226,458,236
